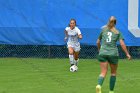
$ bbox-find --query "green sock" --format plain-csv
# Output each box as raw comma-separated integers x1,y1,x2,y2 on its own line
110,76,116,91
98,76,104,86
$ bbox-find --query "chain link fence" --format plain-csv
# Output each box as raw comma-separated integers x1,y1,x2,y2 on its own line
0,45,139,59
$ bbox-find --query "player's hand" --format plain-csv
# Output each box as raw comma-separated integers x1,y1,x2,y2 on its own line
64,37,67,42
126,54,131,60
78,34,82,39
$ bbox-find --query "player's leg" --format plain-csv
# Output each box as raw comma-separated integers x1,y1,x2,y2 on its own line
73,43,81,66
68,47,75,66
99,62,108,83
96,55,109,93
109,63,118,93
108,56,118,93
96,62,108,93
73,51,79,66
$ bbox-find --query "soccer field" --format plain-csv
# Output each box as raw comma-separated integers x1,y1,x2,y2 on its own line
0,58,139,93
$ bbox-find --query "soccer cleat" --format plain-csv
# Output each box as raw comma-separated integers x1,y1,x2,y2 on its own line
109,91,114,93
96,85,101,93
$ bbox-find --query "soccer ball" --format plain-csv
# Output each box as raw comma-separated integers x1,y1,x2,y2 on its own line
70,65,78,72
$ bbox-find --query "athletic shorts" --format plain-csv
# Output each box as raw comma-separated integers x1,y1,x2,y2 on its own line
67,42,81,52
97,55,119,64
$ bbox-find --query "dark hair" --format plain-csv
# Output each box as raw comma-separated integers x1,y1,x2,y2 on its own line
113,19,116,25
68,19,77,27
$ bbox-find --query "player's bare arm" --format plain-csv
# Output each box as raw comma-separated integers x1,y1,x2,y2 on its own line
64,30,68,41
96,39,101,52
78,34,82,39
120,39,131,60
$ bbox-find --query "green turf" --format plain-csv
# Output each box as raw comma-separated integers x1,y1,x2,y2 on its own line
0,58,139,93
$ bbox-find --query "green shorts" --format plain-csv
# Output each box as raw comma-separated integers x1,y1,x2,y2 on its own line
97,55,119,64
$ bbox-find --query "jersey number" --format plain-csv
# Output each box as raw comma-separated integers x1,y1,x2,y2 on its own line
106,32,112,42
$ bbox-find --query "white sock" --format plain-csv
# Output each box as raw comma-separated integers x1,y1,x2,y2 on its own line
74,59,79,66
69,55,74,65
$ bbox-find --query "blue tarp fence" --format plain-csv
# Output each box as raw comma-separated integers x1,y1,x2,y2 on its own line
0,0,140,46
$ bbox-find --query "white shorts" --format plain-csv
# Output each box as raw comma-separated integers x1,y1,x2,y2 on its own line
67,42,81,52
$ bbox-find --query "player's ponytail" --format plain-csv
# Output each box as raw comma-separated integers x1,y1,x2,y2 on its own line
107,16,119,34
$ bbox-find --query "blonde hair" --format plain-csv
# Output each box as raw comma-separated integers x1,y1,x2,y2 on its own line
110,27,119,34
106,16,119,34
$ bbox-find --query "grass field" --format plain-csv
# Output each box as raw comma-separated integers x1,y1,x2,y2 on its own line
0,58,139,93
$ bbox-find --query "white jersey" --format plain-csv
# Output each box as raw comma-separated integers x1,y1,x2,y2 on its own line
65,27,81,45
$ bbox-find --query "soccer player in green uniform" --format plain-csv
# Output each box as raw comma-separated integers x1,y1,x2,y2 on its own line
96,16,131,93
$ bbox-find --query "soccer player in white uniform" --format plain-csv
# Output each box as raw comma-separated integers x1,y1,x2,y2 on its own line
64,19,82,70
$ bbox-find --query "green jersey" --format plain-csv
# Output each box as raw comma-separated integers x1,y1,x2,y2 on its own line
98,28,124,56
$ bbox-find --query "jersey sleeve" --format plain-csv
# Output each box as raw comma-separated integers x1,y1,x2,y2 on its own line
118,32,124,40
98,31,103,40
77,28,81,35
98,26,107,40
65,27,69,32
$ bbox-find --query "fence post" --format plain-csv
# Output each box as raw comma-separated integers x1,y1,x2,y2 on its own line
48,45,51,58
127,46,130,54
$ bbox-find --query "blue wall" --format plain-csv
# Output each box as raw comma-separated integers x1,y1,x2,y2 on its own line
0,0,140,46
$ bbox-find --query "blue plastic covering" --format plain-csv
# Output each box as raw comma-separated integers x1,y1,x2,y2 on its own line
0,0,140,46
